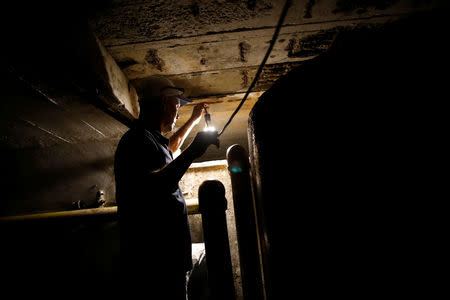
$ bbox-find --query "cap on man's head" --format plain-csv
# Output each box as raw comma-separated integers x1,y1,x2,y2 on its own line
134,75,192,107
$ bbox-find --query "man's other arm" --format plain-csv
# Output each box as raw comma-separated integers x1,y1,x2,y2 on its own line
151,131,220,192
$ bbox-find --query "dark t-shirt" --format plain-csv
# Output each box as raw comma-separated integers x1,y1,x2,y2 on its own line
115,121,192,272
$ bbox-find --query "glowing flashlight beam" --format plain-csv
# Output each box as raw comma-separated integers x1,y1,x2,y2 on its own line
204,126,216,132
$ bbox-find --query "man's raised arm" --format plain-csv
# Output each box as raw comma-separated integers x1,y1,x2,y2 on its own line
169,103,207,154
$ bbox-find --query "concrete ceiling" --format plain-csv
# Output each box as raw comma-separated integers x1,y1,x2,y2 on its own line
87,0,438,160
2,0,442,162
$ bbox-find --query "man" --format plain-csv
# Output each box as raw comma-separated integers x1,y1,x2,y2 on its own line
114,75,219,298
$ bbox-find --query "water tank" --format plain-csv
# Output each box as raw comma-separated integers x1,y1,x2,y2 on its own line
247,10,446,298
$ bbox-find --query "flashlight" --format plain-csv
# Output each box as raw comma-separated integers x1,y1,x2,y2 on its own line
204,107,211,127
203,107,216,132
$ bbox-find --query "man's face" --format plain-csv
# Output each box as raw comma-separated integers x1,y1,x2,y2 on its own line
161,95,180,134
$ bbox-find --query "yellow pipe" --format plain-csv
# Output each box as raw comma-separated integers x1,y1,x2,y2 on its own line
0,206,117,222
0,200,200,223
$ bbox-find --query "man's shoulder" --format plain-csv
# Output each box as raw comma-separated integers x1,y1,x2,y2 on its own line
119,124,153,142
115,127,162,170
119,126,164,153
117,127,139,146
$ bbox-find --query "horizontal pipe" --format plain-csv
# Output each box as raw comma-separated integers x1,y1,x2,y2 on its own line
0,200,200,223
0,207,118,222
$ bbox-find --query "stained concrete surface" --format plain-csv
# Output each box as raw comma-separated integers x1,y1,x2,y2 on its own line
88,0,442,162
1,1,446,298
182,161,243,299
3,0,443,165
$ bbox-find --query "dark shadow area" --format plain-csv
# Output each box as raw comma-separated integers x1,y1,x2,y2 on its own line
248,9,447,298
0,216,119,297
0,217,209,299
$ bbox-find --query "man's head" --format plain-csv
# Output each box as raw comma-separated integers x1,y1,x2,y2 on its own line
134,76,192,134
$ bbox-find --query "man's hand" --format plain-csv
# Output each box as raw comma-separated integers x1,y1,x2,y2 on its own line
185,130,220,159
190,103,208,125
169,103,209,154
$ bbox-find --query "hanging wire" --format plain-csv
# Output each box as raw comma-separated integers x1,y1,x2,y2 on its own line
218,0,292,136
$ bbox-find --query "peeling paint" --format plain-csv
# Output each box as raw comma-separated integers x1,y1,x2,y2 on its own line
285,28,342,58
241,69,249,88
90,0,275,47
255,61,303,91
304,0,316,18
239,42,251,63
145,49,165,71
333,0,399,14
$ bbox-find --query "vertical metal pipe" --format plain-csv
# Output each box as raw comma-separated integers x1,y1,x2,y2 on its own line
227,144,265,300
198,180,236,300
248,99,274,299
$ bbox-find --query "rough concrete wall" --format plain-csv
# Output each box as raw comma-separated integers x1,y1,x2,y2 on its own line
93,0,439,88
91,0,436,47
0,71,128,217
180,161,243,300
1,140,120,216
86,0,444,163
